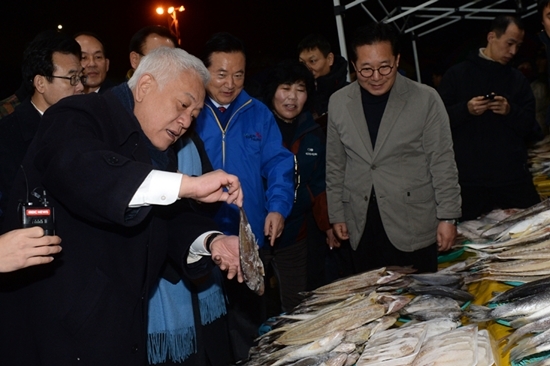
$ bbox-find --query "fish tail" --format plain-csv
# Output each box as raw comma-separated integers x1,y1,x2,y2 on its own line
510,316,530,329
466,304,492,322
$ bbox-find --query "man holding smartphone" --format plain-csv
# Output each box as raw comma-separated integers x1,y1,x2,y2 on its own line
438,15,542,221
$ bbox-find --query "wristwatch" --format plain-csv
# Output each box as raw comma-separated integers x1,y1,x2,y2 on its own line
439,218,458,226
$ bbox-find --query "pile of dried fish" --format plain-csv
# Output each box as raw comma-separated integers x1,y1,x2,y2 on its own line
454,200,550,284
245,289,407,365
465,277,550,364
243,267,484,365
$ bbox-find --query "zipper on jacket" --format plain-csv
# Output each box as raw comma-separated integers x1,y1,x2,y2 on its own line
206,99,252,168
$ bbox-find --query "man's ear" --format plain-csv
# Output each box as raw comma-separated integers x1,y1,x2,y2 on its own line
105,58,110,72
34,75,46,94
327,52,335,67
134,73,154,103
130,52,141,70
487,31,496,43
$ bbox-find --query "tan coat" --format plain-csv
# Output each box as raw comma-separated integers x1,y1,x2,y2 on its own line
326,73,461,251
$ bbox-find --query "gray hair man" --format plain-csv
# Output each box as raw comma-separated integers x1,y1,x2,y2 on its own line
0,47,244,365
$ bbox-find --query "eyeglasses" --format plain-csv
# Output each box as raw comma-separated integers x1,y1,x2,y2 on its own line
357,65,394,78
49,74,87,86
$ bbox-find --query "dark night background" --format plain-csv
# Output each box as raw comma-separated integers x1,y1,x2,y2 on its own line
0,0,542,99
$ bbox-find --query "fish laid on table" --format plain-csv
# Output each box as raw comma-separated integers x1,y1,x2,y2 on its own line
357,323,426,365
492,239,550,260
412,324,478,366
407,284,474,302
402,295,462,314
492,209,550,242
410,308,464,322
275,294,387,346
510,303,550,328
464,272,550,285
457,209,514,240
479,199,550,235
510,328,550,363
270,331,345,366
239,207,265,295
245,344,301,366
464,227,550,253
408,273,463,287
480,259,550,275
309,267,387,296
503,315,550,353
489,275,550,303
468,288,550,323
343,314,398,345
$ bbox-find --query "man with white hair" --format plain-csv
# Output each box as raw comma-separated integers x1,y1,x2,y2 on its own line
0,47,244,365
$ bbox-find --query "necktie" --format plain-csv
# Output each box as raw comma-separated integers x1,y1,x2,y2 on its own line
218,106,226,113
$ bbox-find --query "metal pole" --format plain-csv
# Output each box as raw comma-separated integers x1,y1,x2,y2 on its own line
334,0,351,82
411,35,421,83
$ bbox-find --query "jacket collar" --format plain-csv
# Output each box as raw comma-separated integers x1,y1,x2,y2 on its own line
345,73,407,160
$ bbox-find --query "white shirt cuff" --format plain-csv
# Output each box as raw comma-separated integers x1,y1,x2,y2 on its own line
129,170,181,207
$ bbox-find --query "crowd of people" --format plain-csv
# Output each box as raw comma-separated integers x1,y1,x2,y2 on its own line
0,1,548,365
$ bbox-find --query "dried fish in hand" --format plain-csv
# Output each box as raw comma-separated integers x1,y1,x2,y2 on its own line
239,207,265,295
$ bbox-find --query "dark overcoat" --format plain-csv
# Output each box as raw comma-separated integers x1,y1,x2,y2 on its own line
0,88,217,365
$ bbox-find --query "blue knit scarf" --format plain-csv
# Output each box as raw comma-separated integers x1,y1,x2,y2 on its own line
147,135,227,364
110,83,227,364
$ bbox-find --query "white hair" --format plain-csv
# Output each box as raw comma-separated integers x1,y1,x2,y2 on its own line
127,47,209,90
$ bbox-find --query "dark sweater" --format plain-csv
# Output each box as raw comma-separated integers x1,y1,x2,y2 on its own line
438,51,540,186
309,55,349,118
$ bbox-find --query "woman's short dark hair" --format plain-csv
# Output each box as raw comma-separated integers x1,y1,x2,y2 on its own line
262,59,314,112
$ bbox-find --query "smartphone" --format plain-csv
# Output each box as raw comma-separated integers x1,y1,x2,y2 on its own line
484,94,495,100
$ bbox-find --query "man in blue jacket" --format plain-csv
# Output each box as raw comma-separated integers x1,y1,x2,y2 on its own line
195,32,294,360
196,32,294,249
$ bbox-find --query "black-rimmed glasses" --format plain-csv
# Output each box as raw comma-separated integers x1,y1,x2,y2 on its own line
357,65,394,78
50,74,87,86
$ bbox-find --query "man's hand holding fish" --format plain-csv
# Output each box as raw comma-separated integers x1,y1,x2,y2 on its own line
209,234,244,282
179,169,243,206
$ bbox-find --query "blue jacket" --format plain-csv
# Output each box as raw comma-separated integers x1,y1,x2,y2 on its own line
196,90,294,247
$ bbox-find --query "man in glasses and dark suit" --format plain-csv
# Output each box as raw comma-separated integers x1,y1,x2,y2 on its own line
0,30,84,220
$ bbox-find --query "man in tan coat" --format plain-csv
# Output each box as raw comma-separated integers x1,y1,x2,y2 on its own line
326,22,461,274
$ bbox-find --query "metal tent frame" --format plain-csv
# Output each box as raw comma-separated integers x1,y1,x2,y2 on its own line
333,0,538,82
